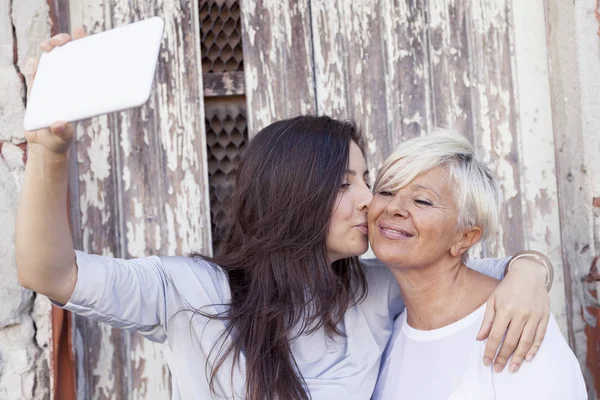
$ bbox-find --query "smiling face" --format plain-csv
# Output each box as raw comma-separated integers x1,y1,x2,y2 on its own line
368,166,473,269
326,141,373,263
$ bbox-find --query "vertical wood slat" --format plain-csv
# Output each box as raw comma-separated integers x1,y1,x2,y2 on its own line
310,0,391,170
464,0,523,259
68,0,210,398
426,0,474,141
380,0,431,144
240,0,316,135
509,0,568,334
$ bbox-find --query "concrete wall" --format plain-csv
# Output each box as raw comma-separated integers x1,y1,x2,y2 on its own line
0,0,52,398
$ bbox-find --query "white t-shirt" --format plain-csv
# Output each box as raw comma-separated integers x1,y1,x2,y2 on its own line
373,303,587,400
57,252,506,399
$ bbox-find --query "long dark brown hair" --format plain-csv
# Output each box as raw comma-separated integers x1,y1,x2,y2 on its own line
193,115,368,400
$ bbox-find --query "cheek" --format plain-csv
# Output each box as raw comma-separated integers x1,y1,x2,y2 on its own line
330,196,354,228
368,200,385,224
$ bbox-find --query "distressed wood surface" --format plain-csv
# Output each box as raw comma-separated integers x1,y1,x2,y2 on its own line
240,0,315,135
311,0,392,169
380,0,431,144
427,0,474,140
68,0,211,398
510,0,568,334
463,0,522,260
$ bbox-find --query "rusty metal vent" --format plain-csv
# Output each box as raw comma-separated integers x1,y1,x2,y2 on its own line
199,0,244,73
204,97,248,250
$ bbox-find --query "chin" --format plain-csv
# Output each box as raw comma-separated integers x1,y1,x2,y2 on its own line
347,243,369,259
372,248,400,264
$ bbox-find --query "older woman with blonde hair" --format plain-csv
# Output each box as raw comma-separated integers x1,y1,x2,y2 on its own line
370,131,586,399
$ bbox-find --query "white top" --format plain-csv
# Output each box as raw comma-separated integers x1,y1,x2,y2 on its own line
373,303,587,400
58,252,506,399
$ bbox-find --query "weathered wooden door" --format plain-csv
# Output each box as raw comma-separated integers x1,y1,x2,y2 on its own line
64,1,212,398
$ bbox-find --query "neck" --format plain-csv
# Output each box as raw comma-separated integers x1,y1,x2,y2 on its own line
390,257,485,330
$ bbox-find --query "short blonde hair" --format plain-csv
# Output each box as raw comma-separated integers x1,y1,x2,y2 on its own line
374,130,499,246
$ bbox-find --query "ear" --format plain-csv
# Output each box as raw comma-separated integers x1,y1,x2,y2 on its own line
450,226,482,257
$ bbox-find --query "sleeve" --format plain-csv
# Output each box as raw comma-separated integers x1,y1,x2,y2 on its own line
492,315,587,399
53,251,222,343
465,257,510,280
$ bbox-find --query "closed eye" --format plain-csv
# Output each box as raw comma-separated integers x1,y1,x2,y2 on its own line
415,199,432,206
378,191,394,197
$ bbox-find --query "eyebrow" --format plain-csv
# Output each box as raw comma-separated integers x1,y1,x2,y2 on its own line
345,169,370,176
411,184,442,199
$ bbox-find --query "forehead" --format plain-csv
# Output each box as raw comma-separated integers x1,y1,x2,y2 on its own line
348,141,367,170
410,166,452,194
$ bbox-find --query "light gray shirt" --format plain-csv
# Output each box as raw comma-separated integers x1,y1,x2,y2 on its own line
59,251,507,399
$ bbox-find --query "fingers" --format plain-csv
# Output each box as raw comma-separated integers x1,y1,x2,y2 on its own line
50,121,74,139
477,300,495,341
493,316,526,372
72,26,87,40
527,313,549,361
508,320,537,372
482,312,509,368
39,33,73,52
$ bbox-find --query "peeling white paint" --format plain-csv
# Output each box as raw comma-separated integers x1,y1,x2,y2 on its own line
511,0,568,334
126,198,146,258
91,324,116,399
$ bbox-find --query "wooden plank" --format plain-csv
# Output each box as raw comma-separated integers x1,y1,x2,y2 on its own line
69,0,211,398
465,0,524,260
380,0,432,144
310,0,392,169
203,71,245,96
240,0,316,135
426,0,474,141
510,0,568,335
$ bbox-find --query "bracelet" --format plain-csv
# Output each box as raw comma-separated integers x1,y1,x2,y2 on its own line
507,252,554,292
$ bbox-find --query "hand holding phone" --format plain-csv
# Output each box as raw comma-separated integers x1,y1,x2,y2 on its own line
23,17,164,133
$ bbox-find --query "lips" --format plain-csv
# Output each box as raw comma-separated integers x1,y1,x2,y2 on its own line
354,223,368,234
378,223,414,240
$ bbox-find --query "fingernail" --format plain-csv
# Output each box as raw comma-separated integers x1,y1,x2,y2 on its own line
510,363,519,373
494,363,504,372
526,353,534,361
483,357,492,367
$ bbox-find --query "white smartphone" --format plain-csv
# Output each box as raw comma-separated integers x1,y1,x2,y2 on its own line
23,17,165,131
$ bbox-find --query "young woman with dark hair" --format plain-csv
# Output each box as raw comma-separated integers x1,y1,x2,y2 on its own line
16,32,553,400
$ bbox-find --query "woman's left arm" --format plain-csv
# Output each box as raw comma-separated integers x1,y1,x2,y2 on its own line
477,250,553,374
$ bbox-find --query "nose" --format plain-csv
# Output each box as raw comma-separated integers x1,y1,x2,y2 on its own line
357,182,373,212
385,193,408,218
